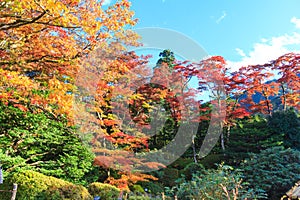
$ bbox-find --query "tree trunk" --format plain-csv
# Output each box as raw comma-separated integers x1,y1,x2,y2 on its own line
281,84,287,111
220,132,225,151
226,125,231,144
192,135,198,163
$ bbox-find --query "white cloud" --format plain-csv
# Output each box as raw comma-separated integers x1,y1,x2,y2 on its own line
291,17,300,29
235,48,246,57
102,0,111,6
227,18,300,72
261,38,268,43
216,11,227,24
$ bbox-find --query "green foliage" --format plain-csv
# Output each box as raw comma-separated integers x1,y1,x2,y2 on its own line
241,146,300,199
82,166,108,185
37,184,92,200
128,196,151,200
181,162,205,180
198,154,224,168
130,184,145,194
268,109,300,150
166,164,267,200
160,168,179,187
148,114,178,150
0,103,94,184
88,182,120,200
137,181,164,195
127,193,163,200
0,170,92,200
225,116,285,165
156,49,175,69
170,157,193,170
192,115,224,157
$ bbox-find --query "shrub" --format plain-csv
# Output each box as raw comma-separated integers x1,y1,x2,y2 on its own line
166,164,267,200
130,184,145,194
241,147,300,199
170,157,193,170
0,104,94,185
128,196,150,200
127,194,162,200
38,184,92,200
181,162,205,180
88,182,120,200
137,181,164,195
268,109,300,150
160,168,179,187
0,170,92,200
225,116,285,167
198,154,224,168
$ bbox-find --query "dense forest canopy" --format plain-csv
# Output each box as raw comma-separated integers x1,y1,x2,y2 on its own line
0,0,299,199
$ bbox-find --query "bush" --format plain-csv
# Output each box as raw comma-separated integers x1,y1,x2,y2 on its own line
241,147,300,199
127,194,162,200
160,168,179,187
38,184,92,200
0,170,92,200
166,164,267,200
170,157,193,170
268,109,300,150
225,116,285,166
130,184,145,194
0,104,94,185
137,181,164,195
198,154,224,168
181,162,205,180
88,182,120,200
128,196,150,200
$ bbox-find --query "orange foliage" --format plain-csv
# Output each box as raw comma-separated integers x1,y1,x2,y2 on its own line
105,172,158,191
0,0,137,120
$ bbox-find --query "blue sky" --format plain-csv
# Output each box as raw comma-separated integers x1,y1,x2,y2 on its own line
105,0,300,71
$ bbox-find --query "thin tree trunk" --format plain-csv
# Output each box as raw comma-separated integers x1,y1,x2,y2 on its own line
226,125,231,144
220,132,225,151
281,84,287,111
262,90,272,116
10,183,17,200
192,135,198,163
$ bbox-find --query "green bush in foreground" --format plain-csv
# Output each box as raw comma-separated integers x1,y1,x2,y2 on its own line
130,184,145,194
137,181,164,195
0,104,94,185
241,147,300,199
181,162,205,180
128,196,151,200
0,170,92,200
166,164,267,200
88,182,120,200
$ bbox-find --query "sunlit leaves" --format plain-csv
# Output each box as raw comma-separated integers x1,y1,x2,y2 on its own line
1,0,139,121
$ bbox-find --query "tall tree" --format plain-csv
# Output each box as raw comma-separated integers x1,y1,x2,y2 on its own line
1,0,154,189
0,103,94,185
0,0,138,120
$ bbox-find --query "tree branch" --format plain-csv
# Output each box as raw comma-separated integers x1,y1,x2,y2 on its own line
0,10,47,31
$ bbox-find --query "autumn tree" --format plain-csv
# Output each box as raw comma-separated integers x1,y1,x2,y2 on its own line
270,53,300,111
83,48,206,189
236,67,274,117
0,0,152,190
175,56,251,153
77,49,162,190
238,53,300,116
0,0,138,120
